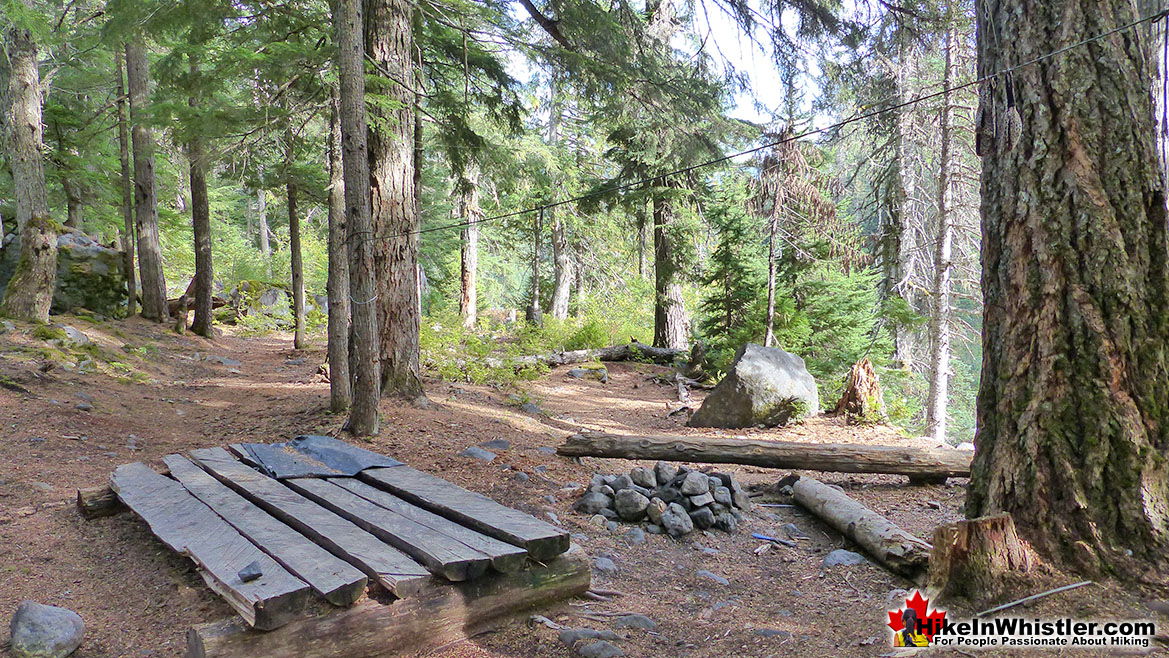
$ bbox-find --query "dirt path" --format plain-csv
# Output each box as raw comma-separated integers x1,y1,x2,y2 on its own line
0,318,1162,657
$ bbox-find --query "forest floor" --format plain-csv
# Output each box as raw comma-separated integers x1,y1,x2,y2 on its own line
0,315,1165,657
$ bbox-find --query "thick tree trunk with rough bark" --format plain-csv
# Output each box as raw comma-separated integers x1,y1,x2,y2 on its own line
0,4,57,322
188,53,213,338
326,94,351,412
336,0,380,434
968,0,1169,577
126,40,168,322
366,0,424,401
652,190,689,350
458,166,480,328
115,51,137,317
925,20,957,442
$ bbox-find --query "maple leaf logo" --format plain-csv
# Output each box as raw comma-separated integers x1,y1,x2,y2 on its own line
887,590,947,642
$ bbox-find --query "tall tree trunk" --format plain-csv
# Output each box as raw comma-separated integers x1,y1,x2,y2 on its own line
636,201,647,278
115,50,136,317
890,39,917,369
0,1,57,322
573,243,585,318
458,166,480,328
188,52,213,338
763,218,777,348
652,189,689,350
326,91,351,412
550,213,570,320
61,176,82,231
336,0,380,434
125,40,168,322
968,0,1169,576
366,0,424,401
526,209,542,325
924,19,958,443
287,126,305,350
257,187,271,265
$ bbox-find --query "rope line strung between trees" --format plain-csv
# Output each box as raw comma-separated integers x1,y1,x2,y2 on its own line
346,7,1169,246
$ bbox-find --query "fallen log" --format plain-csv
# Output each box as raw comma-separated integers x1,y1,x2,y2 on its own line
186,554,590,658
557,432,972,480
790,474,931,579
485,341,686,369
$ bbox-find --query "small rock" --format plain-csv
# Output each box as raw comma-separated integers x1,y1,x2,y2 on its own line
30,482,54,493
822,549,868,568
644,524,662,534
9,601,85,658
731,489,752,511
588,474,606,491
237,560,263,582
573,493,613,515
653,486,682,505
206,355,241,367
689,506,715,530
714,512,738,533
542,494,557,504
74,403,92,412
0,320,15,334
558,628,620,647
645,497,667,525
955,442,976,451
660,502,694,537
589,515,607,527
753,629,792,639
698,545,719,556
599,485,615,497
520,402,543,415
623,528,646,545
712,486,733,507
609,474,633,493
614,614,656,630
604,520,619,533
576,640,624,658
778,609,794,617
781,523,805,539
285,357,305,365
696,569,729,586
629,467,656,488
480,439,510,451
653,461,678,484
598,508,619,520
593,557,617,574
57,325,90,346
74,392,93,404
546,512,560,524
27,437,47,445
458,446,497,462
514,472,529,482
689,492,715,508
614,489,650,521
534,465,547,474
680,471,709,495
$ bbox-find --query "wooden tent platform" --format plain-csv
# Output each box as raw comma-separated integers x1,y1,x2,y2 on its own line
101,443,582,657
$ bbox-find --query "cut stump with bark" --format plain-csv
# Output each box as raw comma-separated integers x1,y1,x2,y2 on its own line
790,474,932,579
834,357,887,423
926,513,1035,605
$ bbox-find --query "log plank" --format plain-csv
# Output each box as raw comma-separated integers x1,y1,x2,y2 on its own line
77,485,123,519
558,431,972,480
187,554,590,658
283,478,491,582
188,447,430,598
333,478,528,573
164,454,368,606
110,462,310,630
359,466,569,560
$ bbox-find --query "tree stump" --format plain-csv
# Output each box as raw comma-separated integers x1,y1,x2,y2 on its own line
926,513,1036,604
834,358,886,423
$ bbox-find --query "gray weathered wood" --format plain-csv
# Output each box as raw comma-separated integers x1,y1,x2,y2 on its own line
77,485,123,519
187,554,590,658
188,447,430,597
333,478,527,573
558,431,972,480
791,474,932,578
359,466,569,560
165,454,368,606
283,478,490,582
110,462,310,630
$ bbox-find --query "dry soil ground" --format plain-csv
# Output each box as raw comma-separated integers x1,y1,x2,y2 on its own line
0,316,1165,657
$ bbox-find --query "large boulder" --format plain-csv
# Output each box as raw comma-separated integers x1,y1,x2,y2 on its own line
688,343,819,428
9,601,85,658
0,230,125,316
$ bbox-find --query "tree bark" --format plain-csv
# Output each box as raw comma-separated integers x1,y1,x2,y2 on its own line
924,18,957,442
889,38,918,369
573,243,585,317
0,2,58,322
336,0,380,434
286,133,305,350
926,514,1035,605
968,0,1169,576
125,40,168,322
366,0,424,401
636,200,647,278
547,77,570,321
558,431,972,479
257,188,270,264
115,50,137,317
763,217,777,348
652,190,689,350
326,91,351,412
188,53,213,338
525,209,542,325
458,166,480,328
